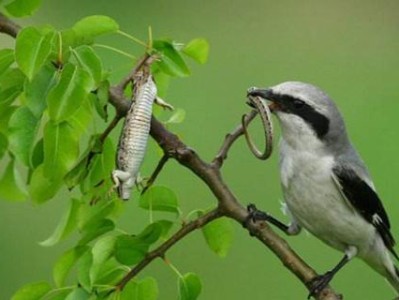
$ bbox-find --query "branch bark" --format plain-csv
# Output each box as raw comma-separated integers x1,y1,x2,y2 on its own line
0,12,342,300
116,208,221,291
109,78,341,299
0,13,20,38
212,109,257,168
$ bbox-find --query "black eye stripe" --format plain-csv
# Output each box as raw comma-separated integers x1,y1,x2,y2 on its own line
272,93,330,139
292,99,305,109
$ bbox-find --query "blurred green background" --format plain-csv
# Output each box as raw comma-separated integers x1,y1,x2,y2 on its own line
1,0,399,299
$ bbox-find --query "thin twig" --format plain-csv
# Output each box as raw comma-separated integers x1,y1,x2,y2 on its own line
1,11,342,299
141,153,169,195
108,66,340,299
212,109,257,168
116,208,221,290
116,53,151,91
99,114,122,143
148,116,341,300
0,13,20,37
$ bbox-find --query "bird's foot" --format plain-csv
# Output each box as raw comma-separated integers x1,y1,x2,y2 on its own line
243,204,271,234
245,203,271,222
307,271,333,299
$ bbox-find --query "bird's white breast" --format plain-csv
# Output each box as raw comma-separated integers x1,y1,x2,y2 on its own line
279,138,375,252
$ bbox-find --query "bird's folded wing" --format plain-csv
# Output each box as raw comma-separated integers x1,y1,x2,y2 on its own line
331,165,398,259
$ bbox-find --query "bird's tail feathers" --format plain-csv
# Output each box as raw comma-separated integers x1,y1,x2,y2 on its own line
385,265,399,294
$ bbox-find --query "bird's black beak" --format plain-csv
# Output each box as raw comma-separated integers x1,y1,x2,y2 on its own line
247,87,273,100
247,87,279,111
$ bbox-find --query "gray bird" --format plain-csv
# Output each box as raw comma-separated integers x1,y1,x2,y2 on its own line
247,81,399,297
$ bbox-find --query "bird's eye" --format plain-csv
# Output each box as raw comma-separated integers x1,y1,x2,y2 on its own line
293,99,305,109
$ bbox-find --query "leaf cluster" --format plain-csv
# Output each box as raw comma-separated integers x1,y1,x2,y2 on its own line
0,3,237,300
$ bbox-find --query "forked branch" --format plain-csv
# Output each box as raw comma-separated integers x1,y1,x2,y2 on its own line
0,13,341,300
110,72,341,299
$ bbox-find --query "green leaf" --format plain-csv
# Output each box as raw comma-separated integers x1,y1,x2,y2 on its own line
137,277,159,300
8,107,39,166
31,139,44,169
137,223,163,245
90,235,117,284
5,0,42,17
0,104,17,134
0,158,27,202
94,258,126,286
165,108,186,124
64,135,100,190
92,80,109,121
72,15,119,45
29,164,62,204
114,234,149,266
73,45,103,87
137,220,173,245
53,245,89,287
42,289,72,300
153,40,190,77
47,63,92,123
0,68,25,105
201,216,234,258
121,277,158,300
25,63,58,118
43,121,80,180
78,198,116,230
89,137,114,187
11,281,51,300
78,218,115,246
183,38,209,64
0,132,8,159
15,27,55,79
0,49,14,75
77,250,93,291
65,287,90,300
64,156,89,190
178,273,202,300
157,220,174,238
139,185,179,213
40,198,82,246
67,93,94,136
152,68,170,98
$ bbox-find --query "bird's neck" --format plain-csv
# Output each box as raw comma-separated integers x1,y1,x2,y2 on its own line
280,130,326,154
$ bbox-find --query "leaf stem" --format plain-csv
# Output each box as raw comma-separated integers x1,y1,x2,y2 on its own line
184,209,204,223
57,31,63,64
149,198,154,224
115,208,221,290
148,26,153,51
93,284,115,290
93,43,136,60
117,30,148,48
164,257,183,279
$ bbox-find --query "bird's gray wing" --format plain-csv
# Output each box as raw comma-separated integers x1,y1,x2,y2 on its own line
332,164,398,259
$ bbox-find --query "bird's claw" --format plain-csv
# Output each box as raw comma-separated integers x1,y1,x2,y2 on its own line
243,204,271,236
245,203,270,223
307,272,333,299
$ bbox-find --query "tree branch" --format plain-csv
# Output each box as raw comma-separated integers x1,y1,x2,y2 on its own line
116,208,221,291
109,86,342,299
141,153,169,195
212,109,257,168
116,53,151,90
0,11,342,299
0,13,21,37
99,114,122,144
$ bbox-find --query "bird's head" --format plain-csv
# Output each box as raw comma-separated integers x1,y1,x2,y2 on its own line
247,81,348,151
